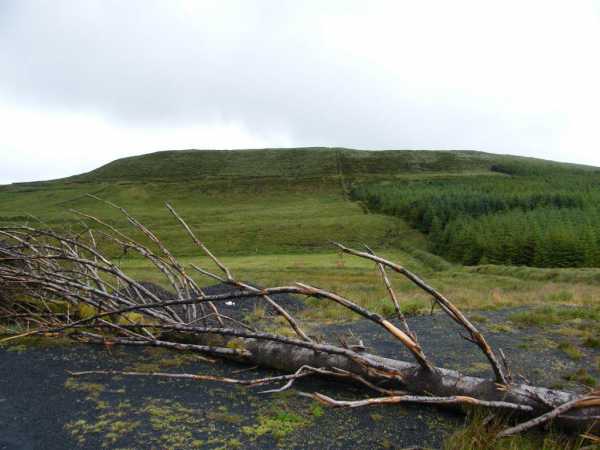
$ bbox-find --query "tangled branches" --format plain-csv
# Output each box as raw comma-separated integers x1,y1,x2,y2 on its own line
1,198,599,438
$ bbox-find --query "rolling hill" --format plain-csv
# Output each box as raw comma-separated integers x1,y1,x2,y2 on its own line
0,148,596,259
60,147,595,182
4,147,600,336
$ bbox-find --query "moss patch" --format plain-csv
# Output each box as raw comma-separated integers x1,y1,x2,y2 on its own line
242,408,309,441
124,347,206,372
583,336,600,349
563,368,596,387
64,378,106,401
557,342,583,361
0,335,74,351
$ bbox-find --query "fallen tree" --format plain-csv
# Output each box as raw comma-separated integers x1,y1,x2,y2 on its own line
0,197,599,439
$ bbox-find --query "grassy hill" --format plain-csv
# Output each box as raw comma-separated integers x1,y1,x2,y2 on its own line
4,148,600,365
1,148,595,258
61,147,595,183
4,149,600,450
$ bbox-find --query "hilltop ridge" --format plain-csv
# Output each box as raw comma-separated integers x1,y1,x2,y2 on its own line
55,148,596,183
1,148,597,257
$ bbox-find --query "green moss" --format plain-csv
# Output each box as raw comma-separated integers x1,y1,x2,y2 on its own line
583,336,600,348
469,314,489,324
65,415,141,447
64,378,105,400
226,338,247,351
63,378,148,447
125,348,205,372
563,368,596,387
0,335,73,351
557,341,583,360
124,362,162,372
242,408,308,441
78,303,97,320
310,403,325,418
206,411,244,424
44,300,71,314
226,438,242,449
141,398,210,448
117,312,145,325
4,344,28,353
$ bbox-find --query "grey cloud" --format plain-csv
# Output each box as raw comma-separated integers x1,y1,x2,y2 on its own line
1,0,599,183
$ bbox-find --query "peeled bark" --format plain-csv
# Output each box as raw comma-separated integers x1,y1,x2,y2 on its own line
207,336,600,432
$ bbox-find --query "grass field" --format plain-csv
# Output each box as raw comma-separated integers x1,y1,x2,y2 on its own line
3,148,590,254
117,250,600,322
0,178,421,256
3,148,600,290
4,148,600,306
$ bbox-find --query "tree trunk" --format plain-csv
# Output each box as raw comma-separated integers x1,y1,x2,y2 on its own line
220,336,600,432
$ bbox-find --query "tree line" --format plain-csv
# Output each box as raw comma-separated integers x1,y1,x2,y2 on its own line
351,172,600,268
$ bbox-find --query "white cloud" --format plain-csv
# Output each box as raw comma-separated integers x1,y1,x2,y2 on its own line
1,0,599,183
0,105,291,183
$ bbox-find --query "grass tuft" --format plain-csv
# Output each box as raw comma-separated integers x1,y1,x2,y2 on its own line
444,410,591,450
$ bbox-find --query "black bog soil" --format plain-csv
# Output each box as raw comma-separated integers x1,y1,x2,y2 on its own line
2,307,599,450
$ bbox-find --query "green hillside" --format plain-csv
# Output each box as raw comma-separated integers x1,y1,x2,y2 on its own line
5,147,600,340
62,147,594,183
1,148,596,261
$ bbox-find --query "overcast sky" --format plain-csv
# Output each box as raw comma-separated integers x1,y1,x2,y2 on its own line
1,1,599,184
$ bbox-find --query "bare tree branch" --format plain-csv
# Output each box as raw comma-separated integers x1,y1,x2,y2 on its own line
3,200,600,436
333,242,508,385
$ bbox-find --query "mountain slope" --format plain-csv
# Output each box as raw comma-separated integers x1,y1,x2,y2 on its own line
59,148,595,183
1,148,596,258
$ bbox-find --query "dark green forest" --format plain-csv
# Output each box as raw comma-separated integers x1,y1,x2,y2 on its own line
351,165,600,268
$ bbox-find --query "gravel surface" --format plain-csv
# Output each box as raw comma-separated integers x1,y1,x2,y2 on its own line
325,307,600,391
1,307,598,450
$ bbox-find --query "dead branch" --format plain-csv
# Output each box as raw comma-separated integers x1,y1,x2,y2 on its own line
333,242,508,384
364,244,414,339
295,282,432,371
2,200,599,437
312,392,535,412
165,201,311,342
497,394,600,437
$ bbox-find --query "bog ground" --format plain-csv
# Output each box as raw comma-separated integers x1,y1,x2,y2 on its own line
2,307,598,449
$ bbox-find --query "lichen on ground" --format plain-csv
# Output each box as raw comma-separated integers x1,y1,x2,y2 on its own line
62,373,325,449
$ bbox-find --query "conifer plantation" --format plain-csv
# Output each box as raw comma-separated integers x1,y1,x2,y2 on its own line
351,164,600,268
